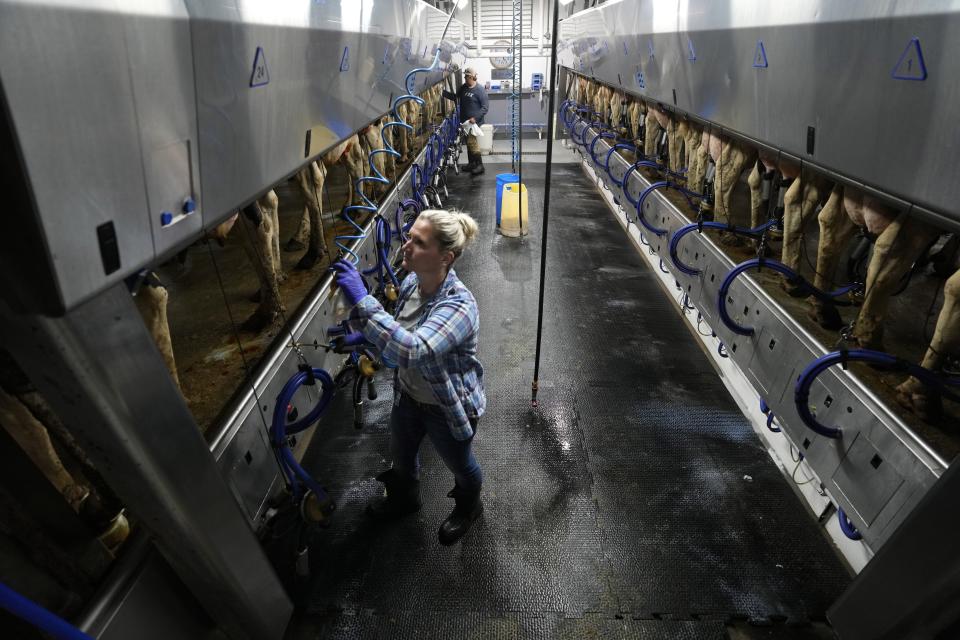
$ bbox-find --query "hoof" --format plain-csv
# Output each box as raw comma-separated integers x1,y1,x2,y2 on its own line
807,298,844,330
780,278,806,298
284,238,306,253
296,251,321,271
754,241,772,258
895,380,943,423
719,232,746,248
851,332,885,352
78,491,117,531
240,309,280,333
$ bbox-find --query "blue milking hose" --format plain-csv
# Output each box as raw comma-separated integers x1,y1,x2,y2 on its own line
270,367,335,500
604,143,640,186
794,348,960,439
0,581,92,640
670,219,780,276
837,507,863,541
758,397,782,433
717,258,863,337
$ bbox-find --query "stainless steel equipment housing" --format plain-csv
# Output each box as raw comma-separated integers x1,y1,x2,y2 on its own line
565,105,948,552
0,0,467,314
557,0,960,232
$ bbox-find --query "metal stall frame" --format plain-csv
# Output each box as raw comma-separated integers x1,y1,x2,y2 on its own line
563,104,948,559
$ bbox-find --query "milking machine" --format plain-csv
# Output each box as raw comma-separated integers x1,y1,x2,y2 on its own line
794,349,960,440
670,219,782,276
716,258,864,338
558,95,951,559
326,319,384,431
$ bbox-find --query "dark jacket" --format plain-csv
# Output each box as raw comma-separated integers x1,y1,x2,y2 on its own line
442,83,489,125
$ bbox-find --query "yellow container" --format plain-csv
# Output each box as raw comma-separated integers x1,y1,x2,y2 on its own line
500,183,529,237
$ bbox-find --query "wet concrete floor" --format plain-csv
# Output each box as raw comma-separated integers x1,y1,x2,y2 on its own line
283,163,853,639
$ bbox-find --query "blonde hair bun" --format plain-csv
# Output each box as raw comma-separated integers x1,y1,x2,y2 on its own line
419,209,479,259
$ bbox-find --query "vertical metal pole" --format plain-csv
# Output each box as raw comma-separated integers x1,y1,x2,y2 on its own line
518,0,523,233
510,3,514,173
531,0,560,405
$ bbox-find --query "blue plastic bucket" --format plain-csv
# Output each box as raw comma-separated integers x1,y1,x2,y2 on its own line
495,173,519,226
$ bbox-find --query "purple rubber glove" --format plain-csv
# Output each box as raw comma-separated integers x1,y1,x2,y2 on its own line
326,330,367,353
338,332,367,347
330,259,368,306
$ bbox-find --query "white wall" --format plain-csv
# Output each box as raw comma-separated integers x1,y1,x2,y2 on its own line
463,52,551,89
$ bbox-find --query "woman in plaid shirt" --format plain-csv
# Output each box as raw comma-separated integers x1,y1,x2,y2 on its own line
331,209,486,545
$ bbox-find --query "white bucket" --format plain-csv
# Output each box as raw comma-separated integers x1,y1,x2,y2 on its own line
477,124,495,154
500,183,529,238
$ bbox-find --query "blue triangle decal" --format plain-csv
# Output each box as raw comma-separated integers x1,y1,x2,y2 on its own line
687,38,696,61
249,46,269,87
340,46,350,72
892,37,927,80
753,40,768,68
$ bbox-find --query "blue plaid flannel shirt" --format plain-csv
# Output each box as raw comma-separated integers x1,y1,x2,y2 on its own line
350,268,486,440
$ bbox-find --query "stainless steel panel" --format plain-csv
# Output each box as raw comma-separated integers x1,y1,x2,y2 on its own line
829,457,960,640
0,0,465,313
559,0,960,230
186,0,465,226
124,6,204,261
0,283,291,640
570,108,947,549
82,536,226,640
225,403,277,523
831,434,905,527
0,1,162,310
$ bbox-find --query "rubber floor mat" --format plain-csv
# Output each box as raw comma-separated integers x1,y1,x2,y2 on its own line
286,162,850,638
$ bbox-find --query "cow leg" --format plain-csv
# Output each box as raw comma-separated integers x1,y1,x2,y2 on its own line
779,174,824,291
688,137,710,198
747,162,763,229
610,95,623,137
344,136,367,208
896,268,960,421
285,207,310,252
295,164,327,270
256,190,284,283
0,388,87,510
643,109,661,159
805,185,857,329
239,202,284,332
382,123,397,183
363,125,387,199
713,142,753,246
853,214,941,349
681,125,700,177
667,122,684,174
7,379,124,532
746,162,772,254
133,273,182,390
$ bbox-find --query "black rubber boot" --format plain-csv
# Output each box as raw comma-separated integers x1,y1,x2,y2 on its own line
460,153,477,173
438,484,482,545
366,469,421,520
470,154,485,176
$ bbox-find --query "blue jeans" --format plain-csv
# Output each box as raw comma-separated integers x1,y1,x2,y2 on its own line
390,392,483,493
